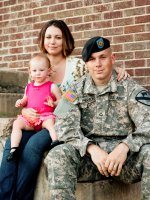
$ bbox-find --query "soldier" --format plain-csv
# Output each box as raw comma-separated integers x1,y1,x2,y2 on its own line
45,36,150,200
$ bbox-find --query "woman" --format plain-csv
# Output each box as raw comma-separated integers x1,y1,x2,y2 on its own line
0,19,128,200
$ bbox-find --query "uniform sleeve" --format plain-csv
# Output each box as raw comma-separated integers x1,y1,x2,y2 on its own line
122,84,150,152
54,94,92,157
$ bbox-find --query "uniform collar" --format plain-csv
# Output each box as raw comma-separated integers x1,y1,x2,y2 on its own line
83,70,117,95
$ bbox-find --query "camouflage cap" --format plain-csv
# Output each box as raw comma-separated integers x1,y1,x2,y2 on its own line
82,36,110,62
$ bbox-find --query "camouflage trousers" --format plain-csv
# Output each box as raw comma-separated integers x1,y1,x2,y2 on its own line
45,143,150,200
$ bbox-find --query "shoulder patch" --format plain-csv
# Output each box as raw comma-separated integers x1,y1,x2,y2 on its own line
135,90,150,106
63,90,78,103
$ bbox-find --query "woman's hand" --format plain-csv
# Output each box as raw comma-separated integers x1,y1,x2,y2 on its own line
115,66,130,81
21,107,40,123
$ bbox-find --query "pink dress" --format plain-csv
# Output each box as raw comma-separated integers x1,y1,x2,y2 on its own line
19,81,56,131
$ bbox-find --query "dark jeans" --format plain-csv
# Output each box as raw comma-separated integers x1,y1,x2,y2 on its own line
0,129,52,200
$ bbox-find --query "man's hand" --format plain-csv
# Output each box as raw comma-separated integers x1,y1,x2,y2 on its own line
105,143,129,176
87,144,109,177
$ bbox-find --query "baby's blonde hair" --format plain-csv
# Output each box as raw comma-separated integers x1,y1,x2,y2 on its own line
29,53,51,69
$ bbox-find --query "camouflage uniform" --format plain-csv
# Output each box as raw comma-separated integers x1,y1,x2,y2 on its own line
45,71,150,200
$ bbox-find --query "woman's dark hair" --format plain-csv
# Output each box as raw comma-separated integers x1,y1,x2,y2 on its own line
38,19,75,57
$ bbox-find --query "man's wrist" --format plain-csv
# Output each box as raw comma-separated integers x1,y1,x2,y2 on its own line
86,142,98,156
120,142,129,153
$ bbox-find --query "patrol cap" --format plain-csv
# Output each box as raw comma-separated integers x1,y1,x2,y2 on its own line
82,36,110,62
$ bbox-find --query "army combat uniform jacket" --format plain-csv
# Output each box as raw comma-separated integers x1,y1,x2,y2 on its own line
54,71,150,157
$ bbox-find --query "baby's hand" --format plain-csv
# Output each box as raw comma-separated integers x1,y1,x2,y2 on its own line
44,96,54,107
15,99,24,107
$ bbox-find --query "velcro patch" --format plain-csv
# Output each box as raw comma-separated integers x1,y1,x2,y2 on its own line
135,90,150,106
63,90,78,103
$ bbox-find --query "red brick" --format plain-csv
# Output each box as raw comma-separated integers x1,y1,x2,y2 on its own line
135,15,150,24
3,41,17,48
9,61,24,69
41,0,57,6
103,27,123,36
135,68,150,76
93,4,111,12
146,6,150,14
33,7,48,15
111,44,123,52
84,0,102,6
3,13,17,20
113,1,133,10
124,7,145,17
0,7,10,14
104,11,122,19
124,42,146,51
74,7,93,16
18,25,32,32
11,4,24,12
24,46,38,53
56,10,74,18
25,2,40,9
3,27,17,34
10,33,23,40
147,59,150,67
93,21,112,29
25,16,40,24
84,14,101,22
113,18,134,27
0,2,3,7
124,25,145,34
135,51,150,59
0,49,9,55
9,47,23,54
17,54,31,60
0,63,8,68
24,31,38,38
4,0,17,6
66,1,82,9
135,33,150,41
74,23,92,32
113,35,133,43
18,10,32,18
3,55,17,62
49,4,65,12
39,13,56,22
65,17,83,25
135,0,150,6
115,52,134,60
125,60,145,68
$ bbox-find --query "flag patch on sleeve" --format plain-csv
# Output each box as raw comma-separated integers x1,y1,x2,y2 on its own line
63,90,77,103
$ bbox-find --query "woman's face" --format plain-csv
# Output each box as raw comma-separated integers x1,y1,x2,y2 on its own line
44,25,63,56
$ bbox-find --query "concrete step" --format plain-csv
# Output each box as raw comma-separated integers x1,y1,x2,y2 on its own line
0,69,28,88
0,93,23,117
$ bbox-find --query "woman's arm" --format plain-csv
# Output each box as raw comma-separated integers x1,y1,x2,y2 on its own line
51,84,62,106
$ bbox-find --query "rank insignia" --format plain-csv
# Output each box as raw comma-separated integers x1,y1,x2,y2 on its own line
96,37,104,49
63,90,77,103
135,90,150,106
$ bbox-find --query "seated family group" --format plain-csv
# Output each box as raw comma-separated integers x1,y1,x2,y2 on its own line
0,19,149,200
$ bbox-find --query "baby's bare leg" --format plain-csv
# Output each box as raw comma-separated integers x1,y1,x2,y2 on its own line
11,117,34,149
42,118,58,141
7,117,34,161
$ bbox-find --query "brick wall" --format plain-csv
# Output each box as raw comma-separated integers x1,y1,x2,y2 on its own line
0,0,150,90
